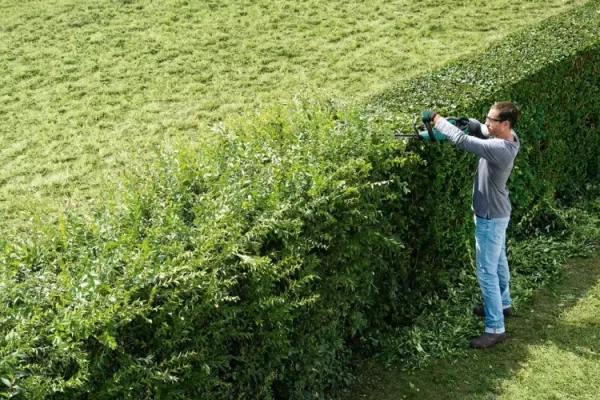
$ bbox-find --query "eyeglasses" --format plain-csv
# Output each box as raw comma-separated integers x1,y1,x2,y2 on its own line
486,115,505,123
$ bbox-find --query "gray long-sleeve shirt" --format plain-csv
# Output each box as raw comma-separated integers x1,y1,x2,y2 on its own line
435,118,520,218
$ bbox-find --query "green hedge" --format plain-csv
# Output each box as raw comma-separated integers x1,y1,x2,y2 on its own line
1,1,600,398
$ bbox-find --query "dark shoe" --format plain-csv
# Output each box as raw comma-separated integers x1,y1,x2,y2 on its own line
473,305,512,318
470,332,507,349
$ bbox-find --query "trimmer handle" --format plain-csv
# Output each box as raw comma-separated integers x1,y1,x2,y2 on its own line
412,117,437,142
424,120,436,141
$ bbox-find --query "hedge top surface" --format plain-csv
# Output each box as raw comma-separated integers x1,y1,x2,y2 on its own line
365,0,600,124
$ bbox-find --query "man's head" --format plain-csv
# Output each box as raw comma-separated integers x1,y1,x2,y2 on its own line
486,101,520,138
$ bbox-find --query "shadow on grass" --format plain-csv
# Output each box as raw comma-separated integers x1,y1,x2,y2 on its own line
342,255,600,400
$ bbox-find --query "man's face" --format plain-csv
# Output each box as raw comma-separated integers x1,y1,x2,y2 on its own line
485,107,507,137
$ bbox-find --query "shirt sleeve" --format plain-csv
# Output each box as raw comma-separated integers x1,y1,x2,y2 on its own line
434,118,510,166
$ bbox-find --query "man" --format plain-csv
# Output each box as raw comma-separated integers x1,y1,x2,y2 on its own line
422,102,521,349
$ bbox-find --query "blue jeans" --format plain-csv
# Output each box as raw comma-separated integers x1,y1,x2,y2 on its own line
474,215,511,333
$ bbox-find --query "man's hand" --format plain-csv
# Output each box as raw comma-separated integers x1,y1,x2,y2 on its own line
421,109,439,123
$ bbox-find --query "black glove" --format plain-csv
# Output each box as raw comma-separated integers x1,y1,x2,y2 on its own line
421,109,438,123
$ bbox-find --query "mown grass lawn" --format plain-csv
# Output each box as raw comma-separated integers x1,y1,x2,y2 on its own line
344,255,600,400
0,0,588,234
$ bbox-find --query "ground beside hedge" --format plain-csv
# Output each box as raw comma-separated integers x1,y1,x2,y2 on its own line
345,247,600,399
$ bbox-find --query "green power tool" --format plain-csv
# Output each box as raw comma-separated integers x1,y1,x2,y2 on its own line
394,116,487,141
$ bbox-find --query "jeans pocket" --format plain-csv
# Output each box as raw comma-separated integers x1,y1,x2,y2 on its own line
490,217,508,241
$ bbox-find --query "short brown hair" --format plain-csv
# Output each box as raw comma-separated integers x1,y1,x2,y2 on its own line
492,101,520,128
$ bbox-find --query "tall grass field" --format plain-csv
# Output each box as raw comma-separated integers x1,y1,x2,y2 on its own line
0,0,587,235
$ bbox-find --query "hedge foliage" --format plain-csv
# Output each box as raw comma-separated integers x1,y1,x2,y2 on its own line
1,1,600,398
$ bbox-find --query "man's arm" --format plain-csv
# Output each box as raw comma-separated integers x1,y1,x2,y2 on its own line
432,115,509,165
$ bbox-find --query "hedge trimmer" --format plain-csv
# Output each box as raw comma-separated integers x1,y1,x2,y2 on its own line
394,116,488,141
